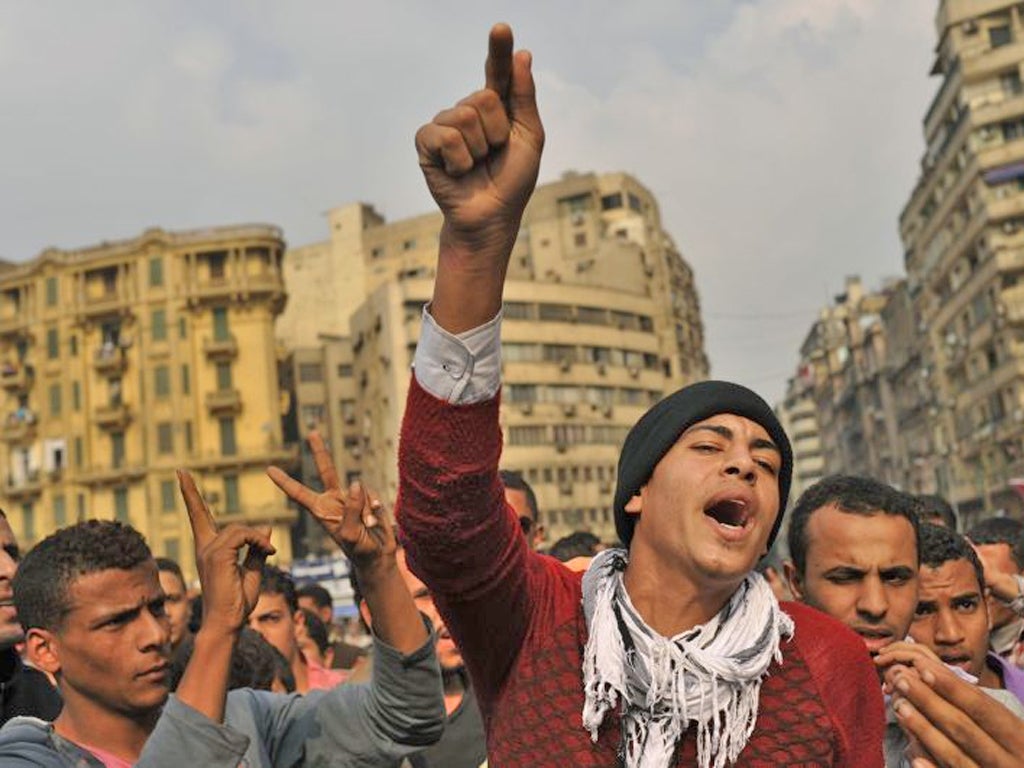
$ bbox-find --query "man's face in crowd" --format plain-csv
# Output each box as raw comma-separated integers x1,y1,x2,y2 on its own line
909,558,990,680
787,505,918,655
505,487,543,550
157,570,190,650
626,414,781,587
0,516,22,650
40,561,172,716
249,591,300,664
298,595,333,628
397,549,463,671
972,542,1020,630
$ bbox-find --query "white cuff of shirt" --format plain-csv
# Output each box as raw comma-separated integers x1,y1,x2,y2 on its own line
412,305,502,404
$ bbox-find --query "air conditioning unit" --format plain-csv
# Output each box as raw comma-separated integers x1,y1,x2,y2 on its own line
555,440,568,453
560,358,572,372
962,19,978,34
628,366,640,378
519,403,533,415
562,403,576,417
602,406,614,418
596,363,607,375
1004,221,1019,234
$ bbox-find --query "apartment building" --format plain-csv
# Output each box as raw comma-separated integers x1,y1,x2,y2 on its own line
0,225,295,571
900,1,1024,522
278,171,709,545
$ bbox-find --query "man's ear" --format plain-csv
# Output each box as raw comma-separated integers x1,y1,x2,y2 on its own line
358,599,372,631
624,493,643,515
782,560,804,602
24,628,61,677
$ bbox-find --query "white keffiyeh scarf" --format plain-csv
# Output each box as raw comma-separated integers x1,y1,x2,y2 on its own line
581,549,794,768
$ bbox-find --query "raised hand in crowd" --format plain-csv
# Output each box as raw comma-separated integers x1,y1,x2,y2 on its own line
877,642,1024,768
268,433,427,654
175,470,274,723
416,22,544,333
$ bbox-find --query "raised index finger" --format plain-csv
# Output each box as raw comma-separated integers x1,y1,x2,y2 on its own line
178,470,217,547
308,432,341,492
484,23,513,99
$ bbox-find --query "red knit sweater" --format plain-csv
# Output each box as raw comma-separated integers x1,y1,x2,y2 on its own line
397,377,885,767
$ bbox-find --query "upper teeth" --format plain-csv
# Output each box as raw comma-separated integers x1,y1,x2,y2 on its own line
720,521,742,530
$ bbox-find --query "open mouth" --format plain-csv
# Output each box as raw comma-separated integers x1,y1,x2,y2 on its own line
704,499,750,530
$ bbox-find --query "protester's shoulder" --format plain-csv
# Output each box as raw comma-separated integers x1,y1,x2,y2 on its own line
781,601,872,667
0,717,64,766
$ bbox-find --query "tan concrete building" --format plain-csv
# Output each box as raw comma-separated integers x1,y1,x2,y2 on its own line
791,277,903,488
278,171,709,544
900,1,1024,523
775,373,825,503
0,225,296,573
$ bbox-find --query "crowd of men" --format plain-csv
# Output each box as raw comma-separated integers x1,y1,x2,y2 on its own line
3,21,1024,767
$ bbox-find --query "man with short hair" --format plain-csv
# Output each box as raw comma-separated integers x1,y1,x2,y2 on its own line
155,557,191,654
784,474,920,657
249,565,347,694
967,516,1024,666
0,511,60,726
499,470,543,550
0,466,445,766
297,583,334,629
907,523,1024,708
914,493,958,530
397,24,883,767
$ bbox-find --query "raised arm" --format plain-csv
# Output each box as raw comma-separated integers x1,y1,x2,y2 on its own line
416,21,543,332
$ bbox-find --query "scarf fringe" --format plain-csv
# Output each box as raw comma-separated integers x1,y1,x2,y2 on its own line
581,549,794,768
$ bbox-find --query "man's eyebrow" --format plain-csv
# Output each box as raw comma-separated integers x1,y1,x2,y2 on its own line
685,424,779,453
84,594,161,629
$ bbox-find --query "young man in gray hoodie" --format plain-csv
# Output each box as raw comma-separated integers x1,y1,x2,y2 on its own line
0,446,444,767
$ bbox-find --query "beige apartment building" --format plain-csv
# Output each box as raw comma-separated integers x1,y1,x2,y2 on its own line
900,1,1024,522
0,225,296,572
775,373,825,505
277,171,709,545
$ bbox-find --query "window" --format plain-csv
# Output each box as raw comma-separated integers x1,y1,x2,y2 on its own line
336,364,353,378
49,383,61,416
114,487,129,523
212,307,229,341
216,362,232,391
154,366,170,398
149,257,164,288
112,432,125,468
183,421,193,452
72,381,81,411
179,317,187,339
298,363,324,383
45,277,58,306
151,309,167,341
1001,69,1023,97
628,193,642,212
219,418,237,456
340,399,356,423
157,422,173,454
991,25,1012,48
301,404,325,425
600,193,623,210
53,495,66,529
574,233,587,248
209,252,226,280
77,493,86,522
224,475,240,513
69,335,77,357
47,328,59,359
503,302,535,320
165,538,180,562
21,504,34,541
161,480,176,513
402,239,416,251
538,303,574,322
181,364,190,395
74,436,83,468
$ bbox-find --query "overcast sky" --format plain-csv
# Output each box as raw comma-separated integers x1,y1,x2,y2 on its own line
0,0,936,402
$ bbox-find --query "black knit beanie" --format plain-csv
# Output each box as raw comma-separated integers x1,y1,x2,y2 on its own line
613,380,793,549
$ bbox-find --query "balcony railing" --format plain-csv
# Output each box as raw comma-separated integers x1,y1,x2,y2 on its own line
205,388,242,414
203,335,238,359
0,365,32,393
1,412,36,443
94,402,131,430
93,346,128,375
4,469,42,499
77,464,147,487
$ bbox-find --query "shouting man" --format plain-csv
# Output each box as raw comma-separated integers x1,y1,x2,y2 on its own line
396,23,883,767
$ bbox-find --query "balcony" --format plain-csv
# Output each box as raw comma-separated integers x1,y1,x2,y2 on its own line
77,464,146,487
0,364,32,393
185,443,299,473
79,290,131,321
94,402,131,430
4,470,42,500
203,335,238,360
1,412,36,443
205,388,242,414
0,314,30,340
93,346,128,375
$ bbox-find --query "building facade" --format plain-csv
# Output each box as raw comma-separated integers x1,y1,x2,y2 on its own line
277,171,709,545
900,0,1024,523
0,225,295,573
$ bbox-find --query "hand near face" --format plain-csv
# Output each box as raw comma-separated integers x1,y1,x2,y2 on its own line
876,644,1024,768
179,470,275,636
415,23,544,249
267,432,396,570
